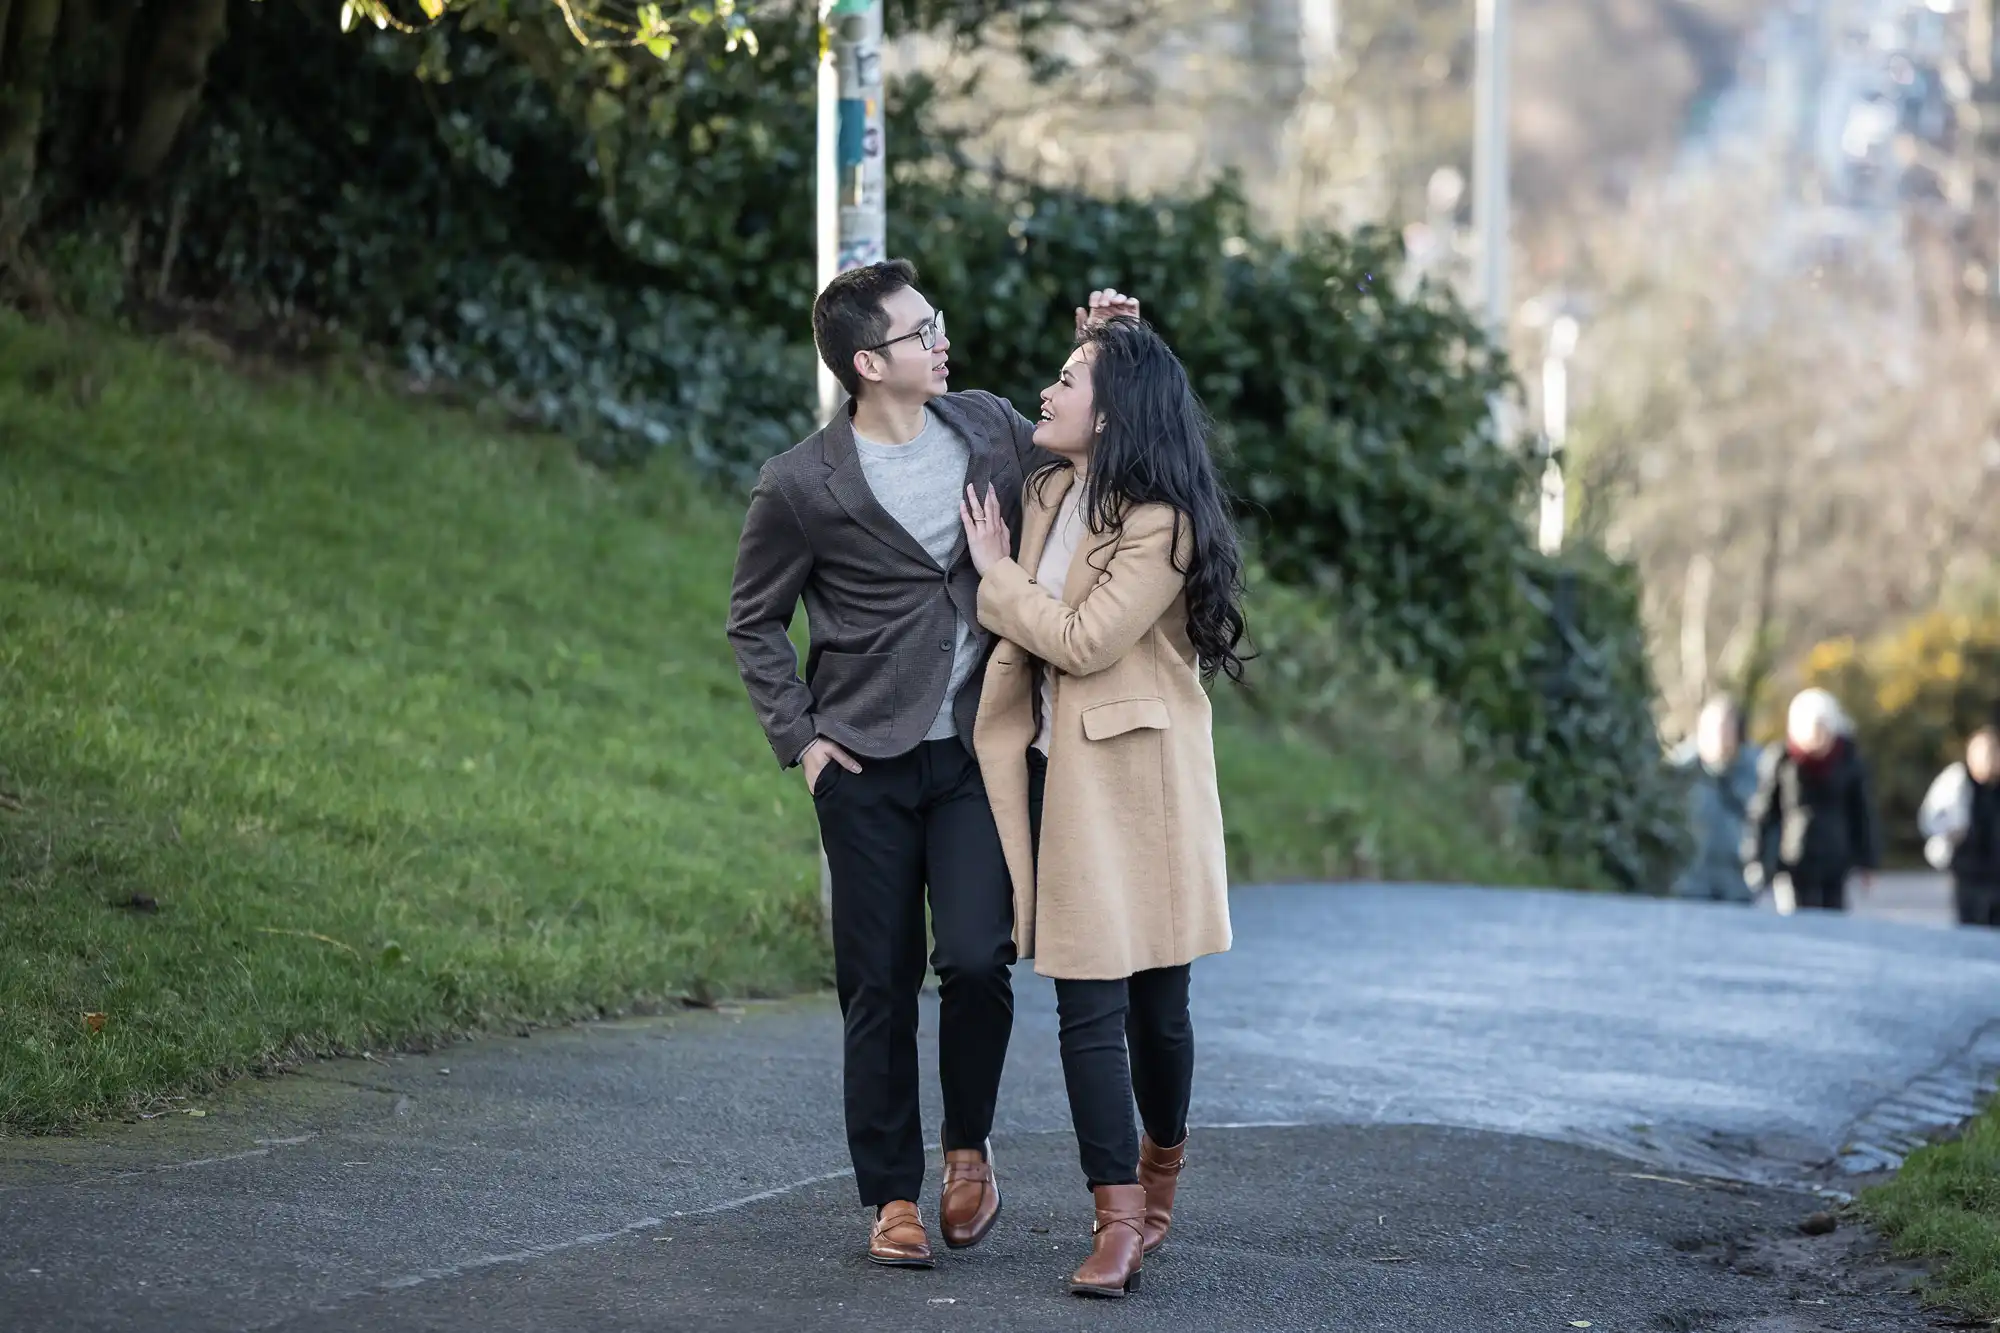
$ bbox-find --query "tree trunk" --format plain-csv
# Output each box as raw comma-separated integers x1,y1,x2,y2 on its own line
117,0,227,187
0,0,62,259
1679,550,1713,723
0,0,18,85
1737,501,1793,722
63,0,141,179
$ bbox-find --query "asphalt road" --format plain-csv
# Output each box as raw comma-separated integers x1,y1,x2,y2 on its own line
3,883,1997,1333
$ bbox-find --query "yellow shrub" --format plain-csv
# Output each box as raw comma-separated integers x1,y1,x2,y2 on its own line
1783,612,2000,864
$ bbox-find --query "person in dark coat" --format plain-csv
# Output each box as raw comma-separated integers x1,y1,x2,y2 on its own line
1919,725,2000,928
1741,688,1880,913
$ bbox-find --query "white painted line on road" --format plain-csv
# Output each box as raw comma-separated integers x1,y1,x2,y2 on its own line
1188,1119,1312,1131
116,1147,273,1176
89,1134,320,1183
667,1167,857,1219
358,1167,860,1301
365,1128,1313,1299
376,1215,669,1291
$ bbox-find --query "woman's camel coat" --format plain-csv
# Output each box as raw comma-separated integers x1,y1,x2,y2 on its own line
970,469,1232,981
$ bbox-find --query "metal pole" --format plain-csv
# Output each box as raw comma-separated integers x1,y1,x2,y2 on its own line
1472,0,1512,334
815,8,840,425
814,0,887,931
1972,0,1993,87
1537,314,1576,556
816,0,886,423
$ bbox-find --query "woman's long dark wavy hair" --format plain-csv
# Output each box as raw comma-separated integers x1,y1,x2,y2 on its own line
1043,316,1249,684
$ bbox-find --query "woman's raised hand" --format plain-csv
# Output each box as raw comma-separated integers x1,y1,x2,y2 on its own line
960,483,1012,575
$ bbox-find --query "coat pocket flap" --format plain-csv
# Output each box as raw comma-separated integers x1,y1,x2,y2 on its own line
1080,696,1171,741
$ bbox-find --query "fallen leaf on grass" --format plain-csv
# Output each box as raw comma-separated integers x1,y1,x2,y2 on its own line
112,894,159,913
255,927,360,959
83,1012,107,1034
0,791,26,812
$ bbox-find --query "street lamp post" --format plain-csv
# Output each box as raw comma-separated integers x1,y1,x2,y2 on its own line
816,0,887,423
1538,314,1579,556
814,0,887,930
1472,0,1512,334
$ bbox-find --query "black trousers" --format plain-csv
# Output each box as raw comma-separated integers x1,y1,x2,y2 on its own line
1954,876,2000,928
814,738,1016,1208
1029,751,1196,1189
1787,870,1848,912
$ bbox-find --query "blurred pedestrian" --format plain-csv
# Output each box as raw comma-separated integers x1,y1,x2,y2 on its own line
1741,688,1881,913
1669,695,1762,903
1918,723,2000,928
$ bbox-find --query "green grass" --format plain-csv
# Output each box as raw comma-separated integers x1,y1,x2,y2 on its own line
1858,1088,2000,1320
0,314,1559,1134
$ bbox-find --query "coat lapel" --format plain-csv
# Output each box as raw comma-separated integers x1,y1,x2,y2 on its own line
820,404,945,569
1018,468,1074,583
1060,485,1119,609
931,395,1005,571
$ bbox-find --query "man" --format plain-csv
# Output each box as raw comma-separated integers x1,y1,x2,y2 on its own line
727,260,1136,1267
1669,695,1762,903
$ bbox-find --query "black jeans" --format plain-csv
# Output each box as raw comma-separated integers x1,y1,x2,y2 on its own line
1954,876,2000,928
1790,871,1848,912
1029,750,1196,1189
815,739,1016,1207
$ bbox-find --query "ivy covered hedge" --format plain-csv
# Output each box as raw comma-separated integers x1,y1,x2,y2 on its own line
30,0,1680,890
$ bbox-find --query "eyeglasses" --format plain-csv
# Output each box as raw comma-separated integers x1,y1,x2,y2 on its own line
865,309,946,354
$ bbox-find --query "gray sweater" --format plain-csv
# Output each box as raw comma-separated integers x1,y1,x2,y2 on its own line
853,409,978,742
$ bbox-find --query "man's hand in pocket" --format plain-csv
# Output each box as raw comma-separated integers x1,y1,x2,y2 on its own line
803,737,863,794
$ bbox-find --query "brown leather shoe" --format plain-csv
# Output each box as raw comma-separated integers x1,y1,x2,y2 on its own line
1137,1134,1186,1253
1069,1184,1147,1297
868,1201,935,1268
940,1144,1001,1250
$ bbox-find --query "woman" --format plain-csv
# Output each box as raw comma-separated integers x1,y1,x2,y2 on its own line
959,316,1245,1299
1741,687,1880,913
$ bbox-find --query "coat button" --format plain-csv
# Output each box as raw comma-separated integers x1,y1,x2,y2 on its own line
939,639,952,651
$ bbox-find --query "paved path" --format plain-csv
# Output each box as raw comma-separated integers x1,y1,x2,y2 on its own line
1853,870,1956,928
3,884,1998,1332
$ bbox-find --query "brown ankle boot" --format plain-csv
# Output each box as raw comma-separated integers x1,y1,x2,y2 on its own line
1069,1184,1147,1298
1137,1135,1186,1253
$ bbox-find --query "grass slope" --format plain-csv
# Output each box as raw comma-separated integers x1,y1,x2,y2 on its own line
0,316,1553,1133
1858,1089,2000,1319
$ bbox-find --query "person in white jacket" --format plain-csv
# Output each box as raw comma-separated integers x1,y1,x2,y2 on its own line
1918,725,2000,927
